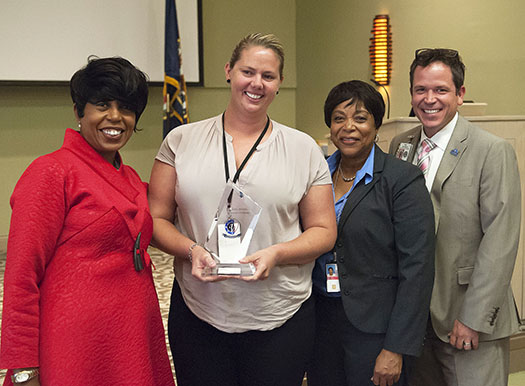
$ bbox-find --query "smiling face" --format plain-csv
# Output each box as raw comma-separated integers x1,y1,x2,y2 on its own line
330,99,378,164
75,100,136,163
411,61,465,137
225,45,282,117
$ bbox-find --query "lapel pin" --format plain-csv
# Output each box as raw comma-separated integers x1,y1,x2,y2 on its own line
450,149,459,156
395,143,412,161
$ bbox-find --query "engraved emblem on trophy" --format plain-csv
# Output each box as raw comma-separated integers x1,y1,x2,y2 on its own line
202,181,261,276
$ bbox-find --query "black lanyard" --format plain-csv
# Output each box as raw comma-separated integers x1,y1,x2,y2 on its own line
221,112,270,184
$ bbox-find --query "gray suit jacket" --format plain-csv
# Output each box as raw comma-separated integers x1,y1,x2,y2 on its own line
389,115,521,342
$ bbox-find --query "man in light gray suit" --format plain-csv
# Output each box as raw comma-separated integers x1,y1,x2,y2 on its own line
389,48,521,386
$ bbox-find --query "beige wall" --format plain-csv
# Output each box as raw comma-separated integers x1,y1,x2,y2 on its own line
296,0,525,140
2,0,525,236
0,0,296,236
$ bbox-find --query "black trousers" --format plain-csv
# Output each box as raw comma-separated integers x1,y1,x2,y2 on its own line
308,293,409,386
168,279,315,386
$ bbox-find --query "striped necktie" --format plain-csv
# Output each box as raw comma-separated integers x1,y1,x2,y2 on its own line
417,138,436,175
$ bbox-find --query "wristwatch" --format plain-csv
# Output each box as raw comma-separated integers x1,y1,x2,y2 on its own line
11,368,39,383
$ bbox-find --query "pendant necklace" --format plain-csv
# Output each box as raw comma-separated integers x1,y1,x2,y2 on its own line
338,162,356,182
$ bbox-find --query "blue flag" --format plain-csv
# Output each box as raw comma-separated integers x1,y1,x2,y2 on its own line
163,0,189,138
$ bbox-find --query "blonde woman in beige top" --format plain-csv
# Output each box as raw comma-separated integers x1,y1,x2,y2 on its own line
148,33,336,386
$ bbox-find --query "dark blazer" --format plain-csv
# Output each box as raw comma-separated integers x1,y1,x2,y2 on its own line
335,145,435,357
389,116,521,342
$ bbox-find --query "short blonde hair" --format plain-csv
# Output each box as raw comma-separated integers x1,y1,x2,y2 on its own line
229,33,285,79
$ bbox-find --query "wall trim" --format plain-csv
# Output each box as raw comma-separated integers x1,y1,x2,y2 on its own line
511,332,525,373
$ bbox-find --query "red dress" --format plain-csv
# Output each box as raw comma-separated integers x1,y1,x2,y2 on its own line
0,129,174,386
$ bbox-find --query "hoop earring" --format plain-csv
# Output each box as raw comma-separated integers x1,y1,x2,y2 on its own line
375,134,379,143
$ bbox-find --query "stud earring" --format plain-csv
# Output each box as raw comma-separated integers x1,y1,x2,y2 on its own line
78,122,81,129
276,90,279,95
375,134,379,143
226,79,231,83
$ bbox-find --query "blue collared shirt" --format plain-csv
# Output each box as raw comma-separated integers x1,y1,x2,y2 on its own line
312,146,375,297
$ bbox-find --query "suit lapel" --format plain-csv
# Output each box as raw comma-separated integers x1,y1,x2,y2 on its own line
406,130,421,162
337,146,384,233
430,116,469,229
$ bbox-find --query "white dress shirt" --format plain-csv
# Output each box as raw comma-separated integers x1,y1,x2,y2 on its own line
414,112,458,192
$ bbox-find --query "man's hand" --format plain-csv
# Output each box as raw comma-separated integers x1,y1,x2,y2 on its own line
448,319,479,350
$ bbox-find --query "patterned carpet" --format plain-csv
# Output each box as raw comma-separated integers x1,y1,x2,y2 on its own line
2,250,525,385
2,251,525,385
0,248,177,384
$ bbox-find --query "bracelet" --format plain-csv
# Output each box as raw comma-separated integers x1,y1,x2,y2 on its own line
188,243,198,262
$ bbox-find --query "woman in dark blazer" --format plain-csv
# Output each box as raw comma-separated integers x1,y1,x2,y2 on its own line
308,80,435,386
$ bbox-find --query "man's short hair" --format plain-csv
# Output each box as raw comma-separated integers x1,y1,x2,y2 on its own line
410,48,465,94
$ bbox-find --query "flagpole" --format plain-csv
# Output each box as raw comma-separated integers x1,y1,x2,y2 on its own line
164,0,188,138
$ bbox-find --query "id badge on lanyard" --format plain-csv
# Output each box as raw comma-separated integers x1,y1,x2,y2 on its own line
326,251,340,293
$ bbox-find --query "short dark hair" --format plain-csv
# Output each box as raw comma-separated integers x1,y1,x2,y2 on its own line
324,80,385,129
410,48,465,94
70,56,149,129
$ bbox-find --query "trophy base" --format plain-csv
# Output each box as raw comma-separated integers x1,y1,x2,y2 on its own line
202,263,256,277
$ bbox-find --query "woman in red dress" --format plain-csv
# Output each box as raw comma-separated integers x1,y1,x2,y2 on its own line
0,57,174,386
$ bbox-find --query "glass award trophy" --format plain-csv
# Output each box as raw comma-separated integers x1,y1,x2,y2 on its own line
202,181,262,276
